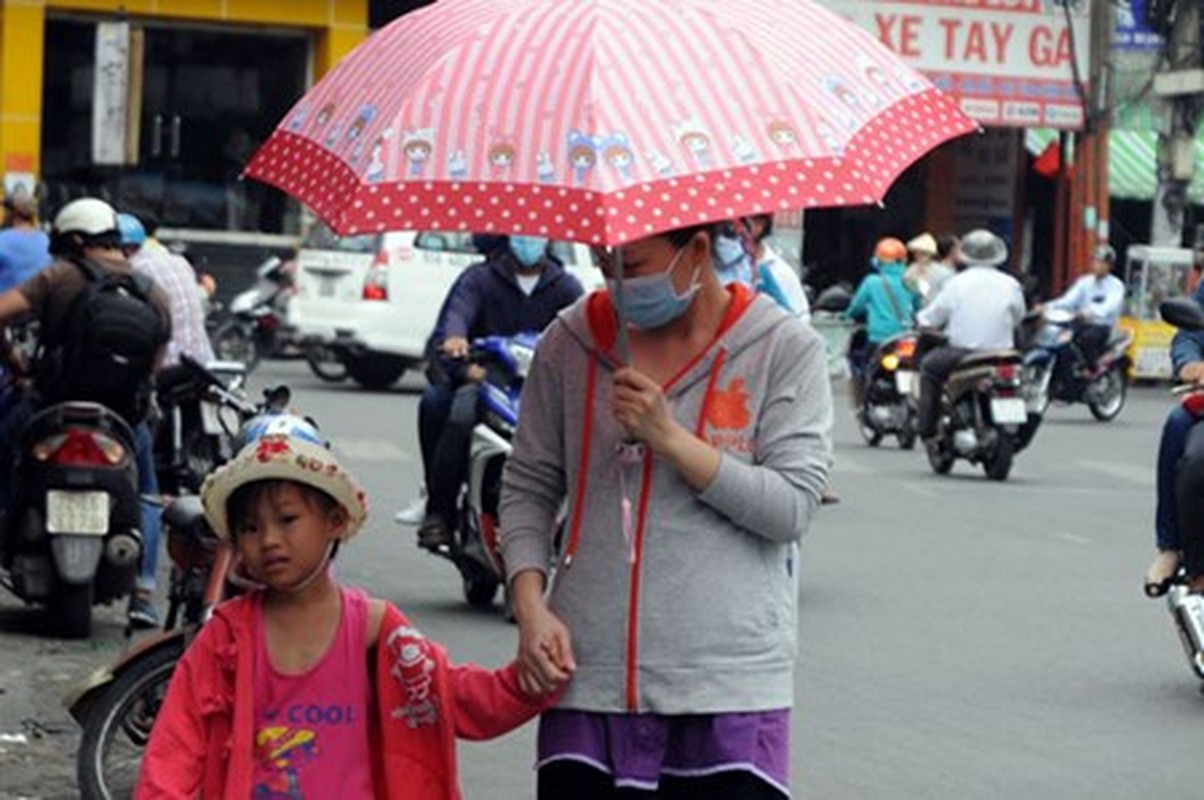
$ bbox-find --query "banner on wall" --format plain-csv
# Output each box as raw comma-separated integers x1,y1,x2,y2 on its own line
950,129,1022,239
818,0,1092,130
1114,0,1162,50
92,22,131,166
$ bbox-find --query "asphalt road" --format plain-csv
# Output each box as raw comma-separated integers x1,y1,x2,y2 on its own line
0,360,1198,799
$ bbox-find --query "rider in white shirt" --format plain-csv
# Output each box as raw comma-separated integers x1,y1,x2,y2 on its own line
914,229,1026,439
1042,244,1125,372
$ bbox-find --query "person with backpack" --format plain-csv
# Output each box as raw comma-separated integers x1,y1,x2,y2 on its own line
0,197,172,626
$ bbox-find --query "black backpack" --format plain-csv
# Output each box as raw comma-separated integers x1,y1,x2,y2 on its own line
36,258,168,424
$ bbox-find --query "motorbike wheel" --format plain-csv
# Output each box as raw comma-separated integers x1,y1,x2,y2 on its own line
461,561,500,610
1087,366,1127,422
51,581,93,639
926,436,955,475
1023,364,1052,417
305,343,348,383
897,417,918,450
212,323,260,371
857,410,883,447
983,433,1015,481
346,354,407,390
76,640,183,800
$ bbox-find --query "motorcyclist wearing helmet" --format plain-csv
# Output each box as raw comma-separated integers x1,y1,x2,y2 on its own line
843,237,921,401
904,232,953,305
0,198,173,627
1037,244,1125,375
915,229,1026,440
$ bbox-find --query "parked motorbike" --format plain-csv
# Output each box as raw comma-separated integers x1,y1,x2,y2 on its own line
66,385,298,800
920,333,1043,481
850,330,920,449
153,356,248,496
1023,307,1133,421
210,256,295,371
407,333,537,617
0,356,143,638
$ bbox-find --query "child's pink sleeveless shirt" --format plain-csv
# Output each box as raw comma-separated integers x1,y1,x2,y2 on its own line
251,587,374,799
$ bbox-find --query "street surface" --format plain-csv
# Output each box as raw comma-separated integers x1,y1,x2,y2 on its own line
0,360,1199,799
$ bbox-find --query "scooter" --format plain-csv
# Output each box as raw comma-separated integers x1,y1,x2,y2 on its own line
920,333,1043,481
408,332,538,617
850,330,920,449
1023,307,1133,421
210,256,296,371
1,396,142,639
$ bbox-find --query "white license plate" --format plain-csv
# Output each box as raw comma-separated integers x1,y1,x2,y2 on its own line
46,491,110,535
895,370,917,395
200,400,224,435
990,397,1028,425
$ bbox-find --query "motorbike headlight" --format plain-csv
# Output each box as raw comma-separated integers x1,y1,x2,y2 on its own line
881,353,900,371
507,344,536,379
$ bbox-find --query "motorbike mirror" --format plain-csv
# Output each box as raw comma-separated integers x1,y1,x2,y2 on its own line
264,385,292,410
813,285,852,313
1161,298,1204,330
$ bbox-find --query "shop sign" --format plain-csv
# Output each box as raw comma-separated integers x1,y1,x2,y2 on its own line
949,129,1020,237
817,0,1092,130
1115,0,1162,51
92,22,130,166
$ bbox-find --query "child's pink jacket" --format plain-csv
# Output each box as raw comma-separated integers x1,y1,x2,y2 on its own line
136,595,549,799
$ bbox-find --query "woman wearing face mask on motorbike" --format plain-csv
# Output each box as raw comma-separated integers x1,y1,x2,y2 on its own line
500,224,833,799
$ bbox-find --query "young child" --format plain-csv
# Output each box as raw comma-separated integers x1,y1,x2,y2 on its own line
136,429,566,799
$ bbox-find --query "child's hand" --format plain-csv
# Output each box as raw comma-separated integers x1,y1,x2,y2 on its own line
516,602,576,696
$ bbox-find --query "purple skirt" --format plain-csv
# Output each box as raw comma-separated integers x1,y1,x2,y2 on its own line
536,709,791,796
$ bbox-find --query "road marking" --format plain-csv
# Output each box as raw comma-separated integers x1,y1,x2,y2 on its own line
333,439,411,462
1049,531,1092,546
1075,459,1154,488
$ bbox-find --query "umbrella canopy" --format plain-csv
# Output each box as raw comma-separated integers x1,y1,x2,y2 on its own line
247,0,976,246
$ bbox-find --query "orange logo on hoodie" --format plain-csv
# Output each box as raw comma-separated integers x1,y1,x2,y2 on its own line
707,378,752,431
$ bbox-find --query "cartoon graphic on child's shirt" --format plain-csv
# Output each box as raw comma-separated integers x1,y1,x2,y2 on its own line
402,129,436,177
386,625,439,729
253,725,319,800
673,119,715,168
567,131,600,186
602,133,637,180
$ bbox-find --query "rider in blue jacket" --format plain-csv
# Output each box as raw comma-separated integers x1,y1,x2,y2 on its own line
1149,277,1204,593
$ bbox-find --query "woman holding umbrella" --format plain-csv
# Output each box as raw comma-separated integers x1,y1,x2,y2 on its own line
500,223,833,798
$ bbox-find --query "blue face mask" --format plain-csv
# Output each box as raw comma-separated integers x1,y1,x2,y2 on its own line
713,234,752,286
607,247,700,330
509,235,549,267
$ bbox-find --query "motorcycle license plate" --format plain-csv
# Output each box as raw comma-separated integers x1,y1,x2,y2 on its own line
46,491,110,535
200,400,224,435
895,370,917,395
990,397,1028,425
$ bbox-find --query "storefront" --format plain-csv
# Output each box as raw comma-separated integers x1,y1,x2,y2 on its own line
807,0,1095,295
0,0,369,235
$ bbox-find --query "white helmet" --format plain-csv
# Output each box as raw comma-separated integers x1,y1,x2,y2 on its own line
52,198,119,238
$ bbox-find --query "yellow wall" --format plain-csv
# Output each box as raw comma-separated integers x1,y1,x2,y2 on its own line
0,0,368,186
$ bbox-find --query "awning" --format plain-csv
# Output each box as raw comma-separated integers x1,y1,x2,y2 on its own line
1024,128,1204,202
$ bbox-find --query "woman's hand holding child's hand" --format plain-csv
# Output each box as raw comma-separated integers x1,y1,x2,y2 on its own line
516,600,576,697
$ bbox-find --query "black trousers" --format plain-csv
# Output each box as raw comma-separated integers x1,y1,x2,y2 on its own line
1073,322,1111,367
425,382,482,520
917,346,971,438
537,762,786,800
1175,421,1204,577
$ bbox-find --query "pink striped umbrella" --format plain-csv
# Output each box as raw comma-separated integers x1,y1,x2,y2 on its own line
246,0,976,246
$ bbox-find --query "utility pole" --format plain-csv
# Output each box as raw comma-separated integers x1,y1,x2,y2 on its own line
1151,0,1202,247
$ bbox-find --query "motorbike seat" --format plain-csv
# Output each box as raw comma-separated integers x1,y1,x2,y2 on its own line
953,350,1022,371
163,495,211,538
